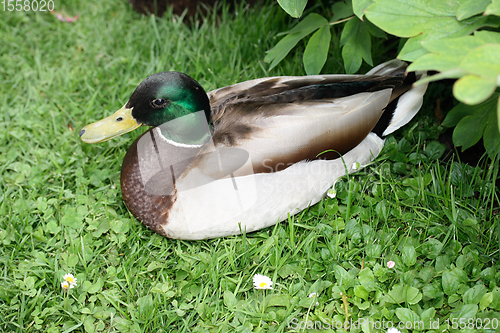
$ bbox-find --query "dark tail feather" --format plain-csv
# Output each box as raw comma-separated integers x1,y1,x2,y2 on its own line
371,65,428,138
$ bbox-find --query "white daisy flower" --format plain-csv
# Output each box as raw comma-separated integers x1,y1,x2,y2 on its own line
63,273,77,287
387,261,395,269
387,328,401,333
253,274,273,290
327,188,337,198
61,281,74,290
308,292,319,306
352,162,360,170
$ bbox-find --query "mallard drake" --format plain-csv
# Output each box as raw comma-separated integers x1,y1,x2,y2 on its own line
80,60,427,240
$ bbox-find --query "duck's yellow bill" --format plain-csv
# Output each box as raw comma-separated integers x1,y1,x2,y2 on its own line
79,105,142,143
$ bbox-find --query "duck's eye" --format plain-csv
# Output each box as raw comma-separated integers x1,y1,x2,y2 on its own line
152,98,168,108
116,117,123,122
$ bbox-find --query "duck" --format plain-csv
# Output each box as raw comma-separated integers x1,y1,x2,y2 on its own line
80,59,427,240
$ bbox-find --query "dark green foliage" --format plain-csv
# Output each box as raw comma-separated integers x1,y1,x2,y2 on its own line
272,0,500,156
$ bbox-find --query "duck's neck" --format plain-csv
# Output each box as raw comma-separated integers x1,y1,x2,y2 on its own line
157,110,211,146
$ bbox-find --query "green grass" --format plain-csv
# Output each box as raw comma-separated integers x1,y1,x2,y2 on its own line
1,1,499,332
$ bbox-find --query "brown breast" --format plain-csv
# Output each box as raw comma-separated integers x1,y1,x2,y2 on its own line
120,129,203,237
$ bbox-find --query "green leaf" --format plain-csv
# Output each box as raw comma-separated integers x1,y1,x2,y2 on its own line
352,0,374,19
387,284,422,304
86,278,104,294
453,95,497,150
277,0,308,18
303,25,331,75
418,266,435,283
401,245,417,266
298,296,319,308
265,13,328,70
498,95,500,132
265,33,306,70
308,279,333,295
420,238,443,259
46,220,61,235
340,18,372,73
325,202,339,216
413,69,468,88
435,255,451,272
354,285,369,300
442,271,460,296
485,0,500,16
66,254,79,267
24,276,35,291
453,114,487,150
279,13,329,35
453,75,497,105
491,288,500,310
223,290,237,308
110,219,124,233
401,17,498,61
409,34,500,106
358,268,377,291
83,316,95,333
332,217,346,230
409,31,500,73
60,206,85,229
36,197,47,212
450,304,478,319
457,0,491,20
409,37,487,72
484,104,500,157
442,102,475,128
366,0,464,36
331,0,354,23
333,265,355,289
420,307,436,323
459,43,500,79
463,284,488,305
364,19,387,38
423,283,444,299
91,219,110,238
475,29,500,43
137,295,153,319
442,268,468,295
481,267,496,283
364,0,498,61
395,307,420,323
406,287,422,305
353,299,371,310
278,264,305,278
479,292,493,310
365,243,382,258
147,261,165,272
196,303,210,320
425,141,446,160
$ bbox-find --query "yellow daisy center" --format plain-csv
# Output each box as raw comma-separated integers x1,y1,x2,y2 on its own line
66,276,74,283
259,282,267,288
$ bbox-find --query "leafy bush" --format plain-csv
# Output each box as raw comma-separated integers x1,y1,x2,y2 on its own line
269,0,500,158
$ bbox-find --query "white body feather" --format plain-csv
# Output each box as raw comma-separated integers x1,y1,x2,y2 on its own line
162,133,384,240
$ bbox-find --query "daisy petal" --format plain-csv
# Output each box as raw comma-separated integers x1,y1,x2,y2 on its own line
63,273,78,287
253,274,273,290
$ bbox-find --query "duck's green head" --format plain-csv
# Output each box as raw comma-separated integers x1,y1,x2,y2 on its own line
79,72,211,144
